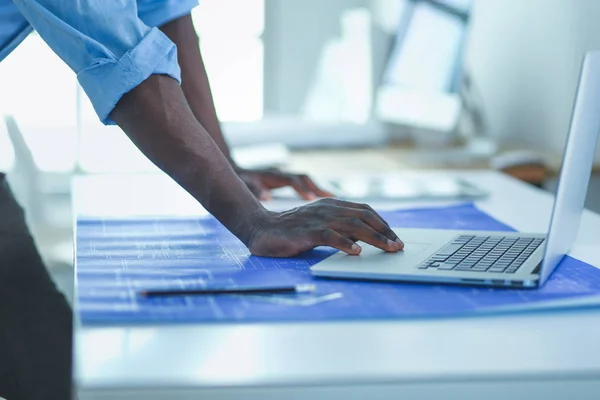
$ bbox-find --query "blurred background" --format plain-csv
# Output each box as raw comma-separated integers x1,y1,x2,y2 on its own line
1,0,599,300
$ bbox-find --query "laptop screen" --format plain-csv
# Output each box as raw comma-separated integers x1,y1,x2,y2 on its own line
540,52,600,284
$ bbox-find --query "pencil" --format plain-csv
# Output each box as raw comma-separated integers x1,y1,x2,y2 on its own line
139,284,317,297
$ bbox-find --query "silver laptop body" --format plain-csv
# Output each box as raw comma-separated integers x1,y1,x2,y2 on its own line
311,51,600,288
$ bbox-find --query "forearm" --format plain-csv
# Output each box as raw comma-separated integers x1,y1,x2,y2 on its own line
159,15,236,166
110,74,266,243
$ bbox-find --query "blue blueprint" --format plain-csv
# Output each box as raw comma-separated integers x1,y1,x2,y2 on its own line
76,204,600,324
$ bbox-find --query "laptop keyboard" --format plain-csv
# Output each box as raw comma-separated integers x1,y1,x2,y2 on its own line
418,235,545,274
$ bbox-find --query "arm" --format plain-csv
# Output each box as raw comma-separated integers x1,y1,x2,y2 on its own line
11,0,262,241
111,74,404,255
159,15,334,201
14,0,403,255
110,74,265,244
158,14,234,165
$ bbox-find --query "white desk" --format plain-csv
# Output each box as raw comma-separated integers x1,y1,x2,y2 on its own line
74,171,600,400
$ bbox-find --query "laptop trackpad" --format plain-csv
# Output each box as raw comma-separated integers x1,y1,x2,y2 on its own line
359,241,431,257
312,229,454,276
345,240,436,271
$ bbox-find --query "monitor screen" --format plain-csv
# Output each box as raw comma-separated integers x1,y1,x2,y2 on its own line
383,0,472,94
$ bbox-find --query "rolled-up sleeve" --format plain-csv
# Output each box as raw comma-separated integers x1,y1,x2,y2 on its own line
12,0,181,124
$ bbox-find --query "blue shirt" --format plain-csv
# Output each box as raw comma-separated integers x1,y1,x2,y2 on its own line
0,0,198,124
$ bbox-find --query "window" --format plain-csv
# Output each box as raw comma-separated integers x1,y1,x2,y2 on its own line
192,0,264,122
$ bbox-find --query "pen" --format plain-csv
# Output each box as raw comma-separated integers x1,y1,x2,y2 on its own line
139,283,317,297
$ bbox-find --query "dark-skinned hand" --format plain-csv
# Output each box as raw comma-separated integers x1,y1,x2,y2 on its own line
248,198,404,257
236,168,334,201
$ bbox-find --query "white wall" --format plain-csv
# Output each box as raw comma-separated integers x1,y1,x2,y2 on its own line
465,0,600,164
263,0,366,114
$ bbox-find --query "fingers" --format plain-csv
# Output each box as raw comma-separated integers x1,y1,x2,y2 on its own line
322,199,387,224
333,217,402,252
248,169,332,200
299,175,335,198
355,209,402,245
249,170,316,200
289,175,318,201
315,229,362,255
319,199,402,245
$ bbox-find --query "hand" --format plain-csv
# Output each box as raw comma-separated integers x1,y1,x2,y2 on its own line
247,198,404,257
236,168,334,201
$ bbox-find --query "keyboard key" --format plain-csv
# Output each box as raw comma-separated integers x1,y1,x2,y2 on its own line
429,256,448,262
435,243,465,257
455,266,474,271
454,239,471,244
437,235,545,276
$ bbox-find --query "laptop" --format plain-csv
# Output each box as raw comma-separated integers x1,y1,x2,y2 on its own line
311,51,600,288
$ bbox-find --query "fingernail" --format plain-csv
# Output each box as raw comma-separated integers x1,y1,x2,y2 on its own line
395,238,404,245
351,244,361,254
387,239,398,249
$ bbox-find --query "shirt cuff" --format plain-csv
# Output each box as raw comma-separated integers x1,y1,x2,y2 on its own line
77,27,181,125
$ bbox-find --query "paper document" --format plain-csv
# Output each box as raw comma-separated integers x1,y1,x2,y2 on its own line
76,204,600,325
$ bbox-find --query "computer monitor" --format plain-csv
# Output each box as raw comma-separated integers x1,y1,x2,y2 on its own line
376,0,472,134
